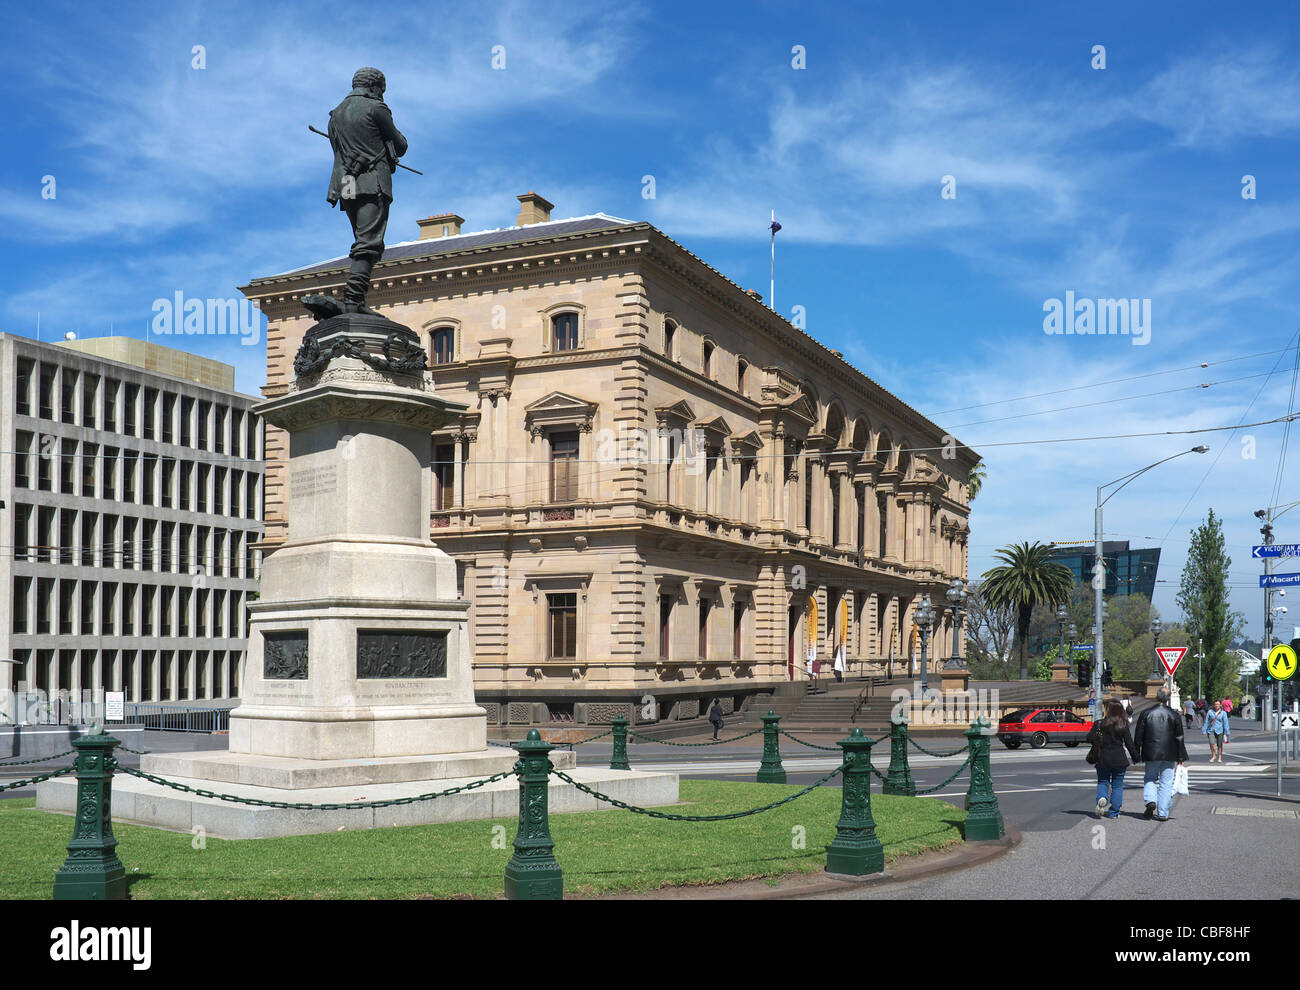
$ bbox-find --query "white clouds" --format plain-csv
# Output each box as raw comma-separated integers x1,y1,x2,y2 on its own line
1131,46,1300,147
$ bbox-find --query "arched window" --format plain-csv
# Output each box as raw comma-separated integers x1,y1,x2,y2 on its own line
430,327,455,365
664,321,677,360
703,340,715,379
552,313,579,352
737,359,749,396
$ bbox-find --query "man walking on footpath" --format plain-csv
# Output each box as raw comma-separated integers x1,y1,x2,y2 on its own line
1183,697,1196,729
1132,687,1189,822
708,699,724,740
1203,700,1230,762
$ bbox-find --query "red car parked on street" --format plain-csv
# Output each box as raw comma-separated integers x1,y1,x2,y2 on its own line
997,707,1093,749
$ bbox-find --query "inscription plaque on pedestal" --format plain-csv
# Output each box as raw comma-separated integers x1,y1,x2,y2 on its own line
264,631,309,680
356,630,447,679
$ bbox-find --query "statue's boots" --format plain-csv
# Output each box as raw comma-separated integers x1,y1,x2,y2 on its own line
343,259,377,315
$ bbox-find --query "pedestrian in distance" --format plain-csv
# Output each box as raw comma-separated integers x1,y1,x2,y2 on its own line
833,640,846,684
1183,698,1196,729
1202,700,1229,762
1087,699,1140,819
708,699,724,740
1133,687,1190,821
1221,696,1234,717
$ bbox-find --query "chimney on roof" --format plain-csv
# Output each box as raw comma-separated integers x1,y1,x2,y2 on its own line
516,191,554,226
417,213,465,240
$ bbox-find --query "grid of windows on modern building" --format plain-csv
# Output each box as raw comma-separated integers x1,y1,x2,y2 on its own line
1048,541,1161,599
1,334,265,706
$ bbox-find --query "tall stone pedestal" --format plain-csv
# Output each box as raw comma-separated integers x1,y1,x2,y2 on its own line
231,324,477,759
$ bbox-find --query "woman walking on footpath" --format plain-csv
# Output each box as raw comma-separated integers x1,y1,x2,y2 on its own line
833,640,846,683
1088,699,1141,819
1203,700,1230,762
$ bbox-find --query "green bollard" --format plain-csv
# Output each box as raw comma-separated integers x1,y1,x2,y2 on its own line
609,714,630,771
882,714,916,796
756,710,786,783
825,727,885,876
963,718,1005,841
504,730,563,900
53,732,126,901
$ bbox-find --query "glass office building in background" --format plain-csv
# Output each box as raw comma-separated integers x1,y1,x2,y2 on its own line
1049,540,1161,598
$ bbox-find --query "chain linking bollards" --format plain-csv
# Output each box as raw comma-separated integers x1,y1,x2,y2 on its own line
882,715,916,796
756,710,786,783
609,714,630,771
504,730,563,900
826,728,885,876
963,718,1005,841
53,732,126,901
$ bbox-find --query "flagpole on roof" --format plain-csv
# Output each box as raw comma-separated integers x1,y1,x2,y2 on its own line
769,209,781,310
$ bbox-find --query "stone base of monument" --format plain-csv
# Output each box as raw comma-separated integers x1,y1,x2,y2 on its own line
37,749,680,839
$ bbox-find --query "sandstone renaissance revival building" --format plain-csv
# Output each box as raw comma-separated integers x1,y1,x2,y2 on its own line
241,193,976,726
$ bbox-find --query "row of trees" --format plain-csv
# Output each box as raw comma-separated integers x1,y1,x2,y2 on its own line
966,510,1244,700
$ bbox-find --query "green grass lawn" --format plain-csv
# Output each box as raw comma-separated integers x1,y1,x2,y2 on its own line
0,781,965,899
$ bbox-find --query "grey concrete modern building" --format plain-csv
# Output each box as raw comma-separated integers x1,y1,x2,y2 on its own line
0,333,264,718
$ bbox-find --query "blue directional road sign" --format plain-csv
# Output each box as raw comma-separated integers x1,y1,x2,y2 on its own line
1071,644,1095,651
1253,544,1300,558
1259,573,1300,588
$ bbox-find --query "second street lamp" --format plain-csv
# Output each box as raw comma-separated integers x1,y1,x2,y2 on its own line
916,595,934,692
945,578,967,669
1066,622,1078,679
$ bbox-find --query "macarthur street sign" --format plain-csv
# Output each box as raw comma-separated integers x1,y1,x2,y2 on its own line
1259,573,1300,588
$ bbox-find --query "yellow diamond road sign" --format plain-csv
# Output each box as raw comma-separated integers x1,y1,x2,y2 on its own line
1267,644,1297,681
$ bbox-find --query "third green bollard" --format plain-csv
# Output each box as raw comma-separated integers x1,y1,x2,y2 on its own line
825,727,885,876
963,718,1005,841
756,710,786,783
609,714,630,770
504,730,563,900
882,714,915,796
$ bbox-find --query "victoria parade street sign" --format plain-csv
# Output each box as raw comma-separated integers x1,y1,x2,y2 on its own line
1259,573,1300,588
1252,544,1300,558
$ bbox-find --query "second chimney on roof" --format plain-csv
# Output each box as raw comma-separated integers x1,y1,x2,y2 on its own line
417,213,465,240
516,191,554,226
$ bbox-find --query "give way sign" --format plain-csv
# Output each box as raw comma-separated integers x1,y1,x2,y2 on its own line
1156,647,1188,677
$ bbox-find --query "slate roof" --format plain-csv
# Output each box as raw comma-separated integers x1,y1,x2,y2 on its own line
259,213,636,280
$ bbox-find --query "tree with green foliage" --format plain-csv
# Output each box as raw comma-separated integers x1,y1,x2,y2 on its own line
968,462,986,501
980,541,1074,680
1175,509,1244,702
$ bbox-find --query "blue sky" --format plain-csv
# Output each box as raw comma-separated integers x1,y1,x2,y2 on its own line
4,0,1300,639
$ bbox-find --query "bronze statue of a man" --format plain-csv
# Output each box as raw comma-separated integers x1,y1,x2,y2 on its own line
326,67,408,314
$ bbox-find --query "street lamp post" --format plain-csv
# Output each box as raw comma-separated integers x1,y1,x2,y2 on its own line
916,595,934,692
1094,446,1209,717
1066,623,1078,679
1151,615,1163,680
945,578,967,669
1056,603,1068,678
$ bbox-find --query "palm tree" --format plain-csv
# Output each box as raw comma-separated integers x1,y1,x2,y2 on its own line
980,541,1073,680
968,461,986,501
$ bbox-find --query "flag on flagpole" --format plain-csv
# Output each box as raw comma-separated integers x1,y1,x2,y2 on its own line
770,217,782,235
